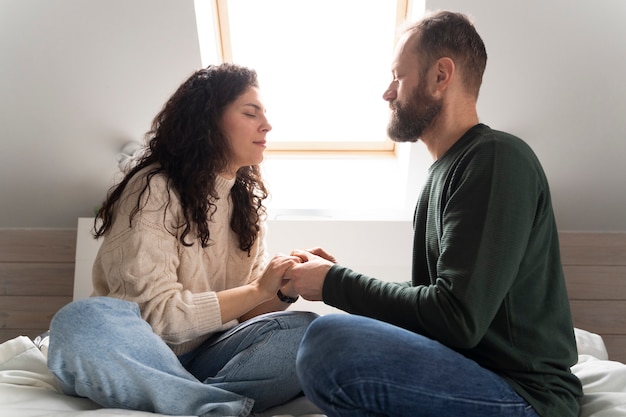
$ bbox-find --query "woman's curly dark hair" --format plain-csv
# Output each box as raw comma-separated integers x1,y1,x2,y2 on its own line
94,63,268,254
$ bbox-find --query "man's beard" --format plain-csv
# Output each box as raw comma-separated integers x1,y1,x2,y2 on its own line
387,82,442,143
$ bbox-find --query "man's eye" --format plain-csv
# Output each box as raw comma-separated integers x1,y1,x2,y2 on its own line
244,113,256,118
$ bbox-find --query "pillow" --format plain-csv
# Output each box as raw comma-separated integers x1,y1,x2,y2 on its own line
574,328,609,360
0,336,59,390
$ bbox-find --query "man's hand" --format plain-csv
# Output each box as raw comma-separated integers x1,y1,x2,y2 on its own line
285,249,335,301
305,247,337,263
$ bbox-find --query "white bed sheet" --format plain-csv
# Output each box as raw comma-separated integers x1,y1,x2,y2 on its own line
0,336,323,417
572,328,626,417
1,329,625,417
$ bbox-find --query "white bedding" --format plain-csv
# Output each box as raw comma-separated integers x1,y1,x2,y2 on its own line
0,336,323,417
1,329,625,417
571,329,626,417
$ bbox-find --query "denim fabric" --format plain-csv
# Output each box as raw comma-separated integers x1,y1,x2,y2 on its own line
47,297,318,417
179,309,320,412
296,314,540,417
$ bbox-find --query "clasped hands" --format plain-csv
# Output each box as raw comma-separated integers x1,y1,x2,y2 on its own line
261,247,336,302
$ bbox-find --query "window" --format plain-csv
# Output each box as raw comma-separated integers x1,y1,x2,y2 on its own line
196,0,423,153
194,0,427,218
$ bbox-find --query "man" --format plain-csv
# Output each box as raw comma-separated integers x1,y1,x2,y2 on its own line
286,10,582,417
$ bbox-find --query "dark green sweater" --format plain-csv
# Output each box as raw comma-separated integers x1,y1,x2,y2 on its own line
323,124,583,417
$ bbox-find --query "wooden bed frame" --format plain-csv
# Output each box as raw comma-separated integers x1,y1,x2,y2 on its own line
560,232,626,362
0,229,74,343
1,229,625,362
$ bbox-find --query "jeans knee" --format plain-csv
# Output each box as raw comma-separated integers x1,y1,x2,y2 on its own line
296,315,341,376
287,311,320,330
50,298,87,334
51,297,139,344
301,314,353,346
267,310,319,328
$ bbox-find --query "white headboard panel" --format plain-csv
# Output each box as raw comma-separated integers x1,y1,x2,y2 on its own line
74,218,102,301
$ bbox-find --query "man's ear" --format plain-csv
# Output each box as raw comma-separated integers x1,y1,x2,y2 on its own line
434,57,455,91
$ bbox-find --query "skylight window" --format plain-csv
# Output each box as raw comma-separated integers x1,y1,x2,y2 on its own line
196,0,423,153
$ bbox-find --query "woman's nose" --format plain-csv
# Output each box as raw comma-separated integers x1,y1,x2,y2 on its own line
262,119,272,132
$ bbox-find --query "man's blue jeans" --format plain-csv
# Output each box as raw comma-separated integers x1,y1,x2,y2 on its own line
296,314,540,417
47,297,318,417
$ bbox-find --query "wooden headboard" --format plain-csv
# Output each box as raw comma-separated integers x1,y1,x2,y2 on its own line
1,228,625,362
0,229,75,342
560,232,626,362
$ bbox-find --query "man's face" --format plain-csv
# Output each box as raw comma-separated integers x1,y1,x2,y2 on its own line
383,33,442,142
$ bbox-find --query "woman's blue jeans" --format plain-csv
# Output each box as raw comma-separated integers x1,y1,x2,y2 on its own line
47,297,318,417
296,314,540,417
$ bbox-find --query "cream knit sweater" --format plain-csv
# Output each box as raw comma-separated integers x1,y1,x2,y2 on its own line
91,167,268,355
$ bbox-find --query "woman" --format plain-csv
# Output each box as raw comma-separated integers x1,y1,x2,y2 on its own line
47,63,318,417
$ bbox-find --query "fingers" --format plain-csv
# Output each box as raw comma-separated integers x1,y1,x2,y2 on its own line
257,255,300,299
289,249,313,263
293,247,337,263
269,255,301,276
269,253,301,265
311,247,337,263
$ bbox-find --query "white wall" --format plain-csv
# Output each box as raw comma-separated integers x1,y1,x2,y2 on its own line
0,0,202,227
1,0,625,231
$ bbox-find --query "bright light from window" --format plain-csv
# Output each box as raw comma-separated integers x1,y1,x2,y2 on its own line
225,0,397,146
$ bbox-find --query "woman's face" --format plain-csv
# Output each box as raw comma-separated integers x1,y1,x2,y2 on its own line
220,86,271,178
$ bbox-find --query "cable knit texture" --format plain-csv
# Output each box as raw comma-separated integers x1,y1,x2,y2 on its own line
91,165,268,355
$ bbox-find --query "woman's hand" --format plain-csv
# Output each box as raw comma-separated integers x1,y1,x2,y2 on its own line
253,254,301,301
218,254,300,323
235,254,302,322
278,278,299,299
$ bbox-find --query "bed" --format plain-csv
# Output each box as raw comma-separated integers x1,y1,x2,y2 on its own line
1,223,625,416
